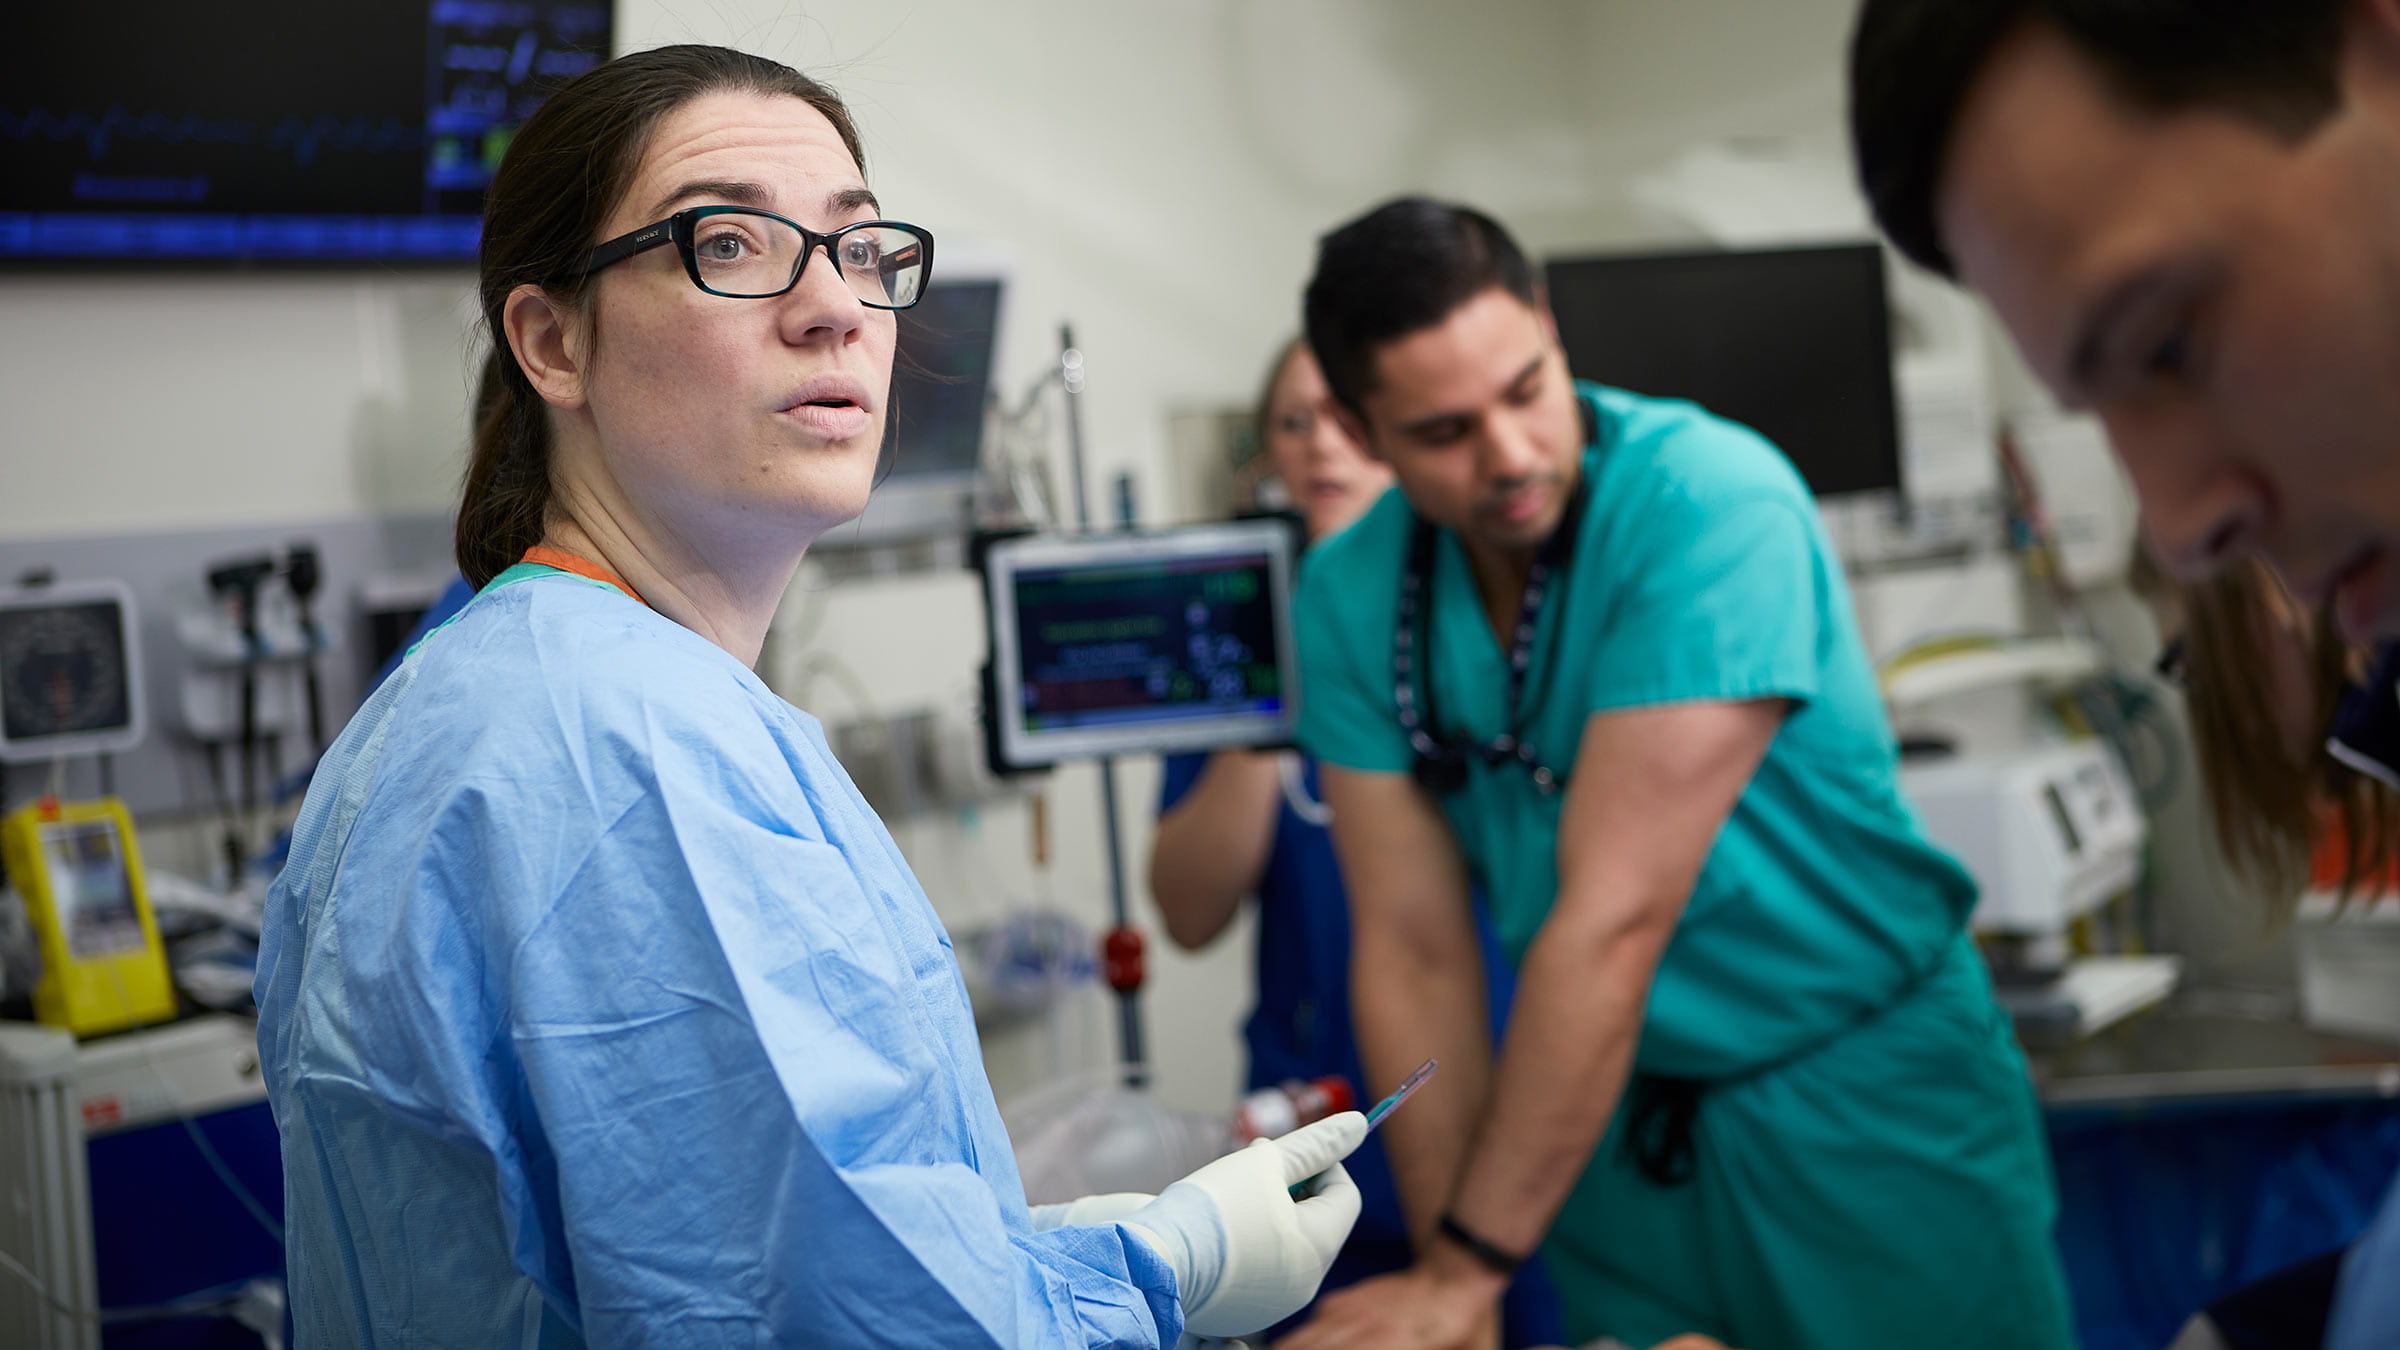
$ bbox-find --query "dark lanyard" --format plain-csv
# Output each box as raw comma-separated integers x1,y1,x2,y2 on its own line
1393,466,1592,797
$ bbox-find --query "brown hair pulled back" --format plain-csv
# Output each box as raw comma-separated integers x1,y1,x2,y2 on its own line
2175,558,2400,912
457,45,867,587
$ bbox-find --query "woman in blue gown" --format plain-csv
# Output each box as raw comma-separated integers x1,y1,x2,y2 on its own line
253,45,1364,1348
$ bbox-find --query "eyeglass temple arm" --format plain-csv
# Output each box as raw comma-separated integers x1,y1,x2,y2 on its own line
575,220,677,276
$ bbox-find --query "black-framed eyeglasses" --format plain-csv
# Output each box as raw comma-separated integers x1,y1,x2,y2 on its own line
573,206,934,308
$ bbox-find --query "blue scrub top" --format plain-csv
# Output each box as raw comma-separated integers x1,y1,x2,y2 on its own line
258,564,1182,1348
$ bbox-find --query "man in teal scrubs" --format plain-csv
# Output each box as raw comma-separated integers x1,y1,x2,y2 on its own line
1275,197,2073,1350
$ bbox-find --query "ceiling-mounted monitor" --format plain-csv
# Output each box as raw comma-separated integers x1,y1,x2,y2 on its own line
1,0,611,266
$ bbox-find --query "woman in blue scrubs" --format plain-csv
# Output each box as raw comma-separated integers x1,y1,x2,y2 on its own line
1146,341,1558,1346
254,45,1363,1348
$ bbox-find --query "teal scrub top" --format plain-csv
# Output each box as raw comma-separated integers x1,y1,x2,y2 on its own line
1294,382,1979,1081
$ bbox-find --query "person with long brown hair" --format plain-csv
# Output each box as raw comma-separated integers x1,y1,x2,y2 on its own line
2162,557,2400,907
253,44,1363,1346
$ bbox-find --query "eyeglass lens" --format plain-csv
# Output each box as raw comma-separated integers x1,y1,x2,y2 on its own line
690,214,927,306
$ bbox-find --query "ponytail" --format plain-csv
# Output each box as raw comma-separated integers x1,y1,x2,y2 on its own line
454,347,552,588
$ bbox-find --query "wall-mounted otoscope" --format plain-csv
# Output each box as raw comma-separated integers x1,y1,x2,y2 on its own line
284,544,325,755
206,555,276,876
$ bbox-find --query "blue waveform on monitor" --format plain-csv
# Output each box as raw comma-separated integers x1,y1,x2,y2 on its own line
0,107,420,166
0,107,249,159
267,115,420,166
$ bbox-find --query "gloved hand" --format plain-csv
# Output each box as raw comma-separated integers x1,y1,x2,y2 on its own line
1119,1111,1366,1337
1029,1191,1156,1233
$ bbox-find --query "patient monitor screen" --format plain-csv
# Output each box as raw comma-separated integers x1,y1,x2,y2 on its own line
1017,552,1281,728
41,819,143,958
985,521,1300,769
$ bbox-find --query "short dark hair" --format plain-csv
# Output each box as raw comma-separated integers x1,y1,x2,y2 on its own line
457,45,866,588
1849,0,2349,277
1302,196,1538,416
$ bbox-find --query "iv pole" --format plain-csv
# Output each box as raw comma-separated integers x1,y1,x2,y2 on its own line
1053,325,1150,1088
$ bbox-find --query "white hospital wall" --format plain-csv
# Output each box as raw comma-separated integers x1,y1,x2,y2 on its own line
1,0,2200,1114
0,1,1636,1116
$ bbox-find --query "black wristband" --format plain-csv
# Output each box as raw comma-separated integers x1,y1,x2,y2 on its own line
1436,1212,1526,1276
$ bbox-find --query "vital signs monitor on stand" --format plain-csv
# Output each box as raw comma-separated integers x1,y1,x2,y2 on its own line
978,518,1303,775
978,328,1303,1091
978,515,1301,1091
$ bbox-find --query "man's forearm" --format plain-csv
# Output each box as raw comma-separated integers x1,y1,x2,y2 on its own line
1351,922,1491,1245
1441,896,1676,1257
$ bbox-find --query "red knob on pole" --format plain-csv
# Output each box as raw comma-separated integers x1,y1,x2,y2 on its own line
1102,926,1145,993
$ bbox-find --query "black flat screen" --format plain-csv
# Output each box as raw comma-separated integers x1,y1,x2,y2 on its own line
1545,243,1903,497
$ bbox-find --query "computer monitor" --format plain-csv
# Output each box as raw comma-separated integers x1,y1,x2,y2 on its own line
836,270,1004,545
979,519,1302,772
1544,242,1903,498
0,579,144,762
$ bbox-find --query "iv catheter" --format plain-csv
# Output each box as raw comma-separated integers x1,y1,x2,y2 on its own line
1365,1058,1439,1131
1291,1058,1437,1197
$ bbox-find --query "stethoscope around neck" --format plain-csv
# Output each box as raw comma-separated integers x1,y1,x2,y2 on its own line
1391,468,1591,799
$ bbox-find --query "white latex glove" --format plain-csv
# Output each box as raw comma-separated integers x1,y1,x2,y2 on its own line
1120,1111,1366,1338
1029,1191,1156,1233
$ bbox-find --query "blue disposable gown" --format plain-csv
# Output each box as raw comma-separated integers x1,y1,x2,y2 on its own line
255,564,1182,1347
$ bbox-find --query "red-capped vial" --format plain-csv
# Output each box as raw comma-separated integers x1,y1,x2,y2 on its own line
1231,1075,1355,1143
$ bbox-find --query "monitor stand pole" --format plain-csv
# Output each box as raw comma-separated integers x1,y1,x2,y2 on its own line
1057,324,1149,1089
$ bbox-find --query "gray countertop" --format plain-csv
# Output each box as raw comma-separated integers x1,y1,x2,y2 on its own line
2031,990,2400,1109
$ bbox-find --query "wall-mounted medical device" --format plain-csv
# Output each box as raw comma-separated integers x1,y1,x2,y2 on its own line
0,580,176,1036
0,579,145,762
1901,740,2145,938
1901,740,2181,1040
977,517,1303,774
